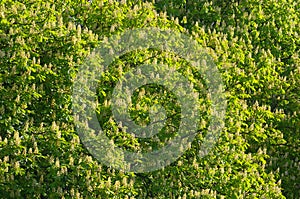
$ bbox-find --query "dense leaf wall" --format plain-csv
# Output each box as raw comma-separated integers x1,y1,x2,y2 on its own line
149,0,300,197
0,0,298,198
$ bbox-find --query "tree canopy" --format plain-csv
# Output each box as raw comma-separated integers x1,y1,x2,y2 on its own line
0,0,299,198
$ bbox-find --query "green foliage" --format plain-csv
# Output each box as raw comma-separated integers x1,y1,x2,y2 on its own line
149,0,300,197
0,0,299,198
